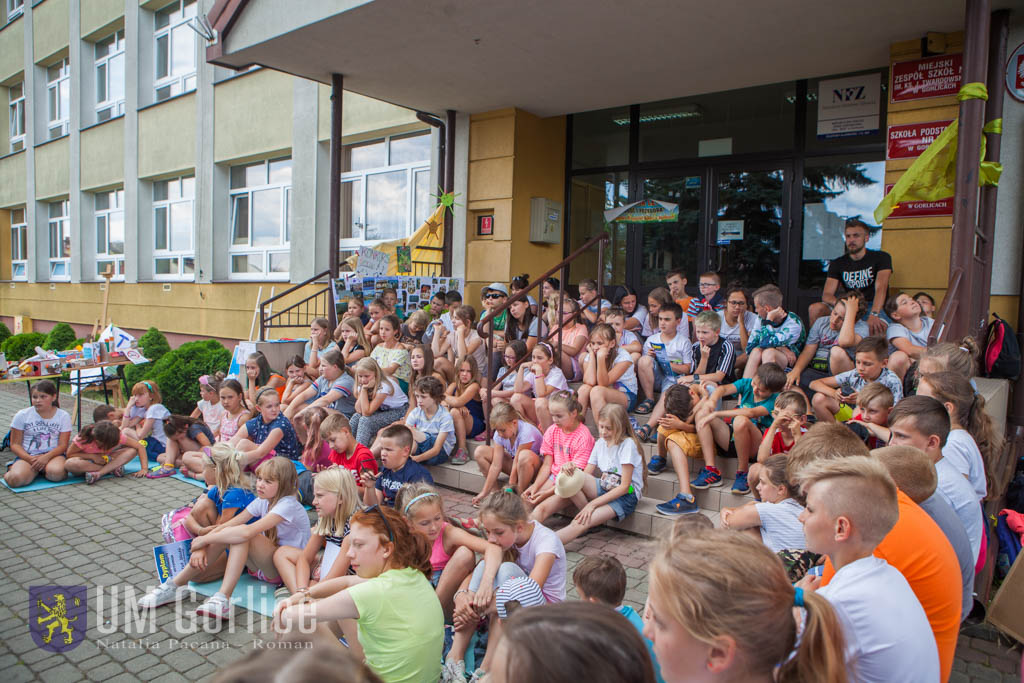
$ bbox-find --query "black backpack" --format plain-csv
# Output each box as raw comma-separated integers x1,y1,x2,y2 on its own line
983,313,1021,381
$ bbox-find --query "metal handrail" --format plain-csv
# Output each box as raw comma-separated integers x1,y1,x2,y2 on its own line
478,231,610,444
259,269,333,341
928,267,964,345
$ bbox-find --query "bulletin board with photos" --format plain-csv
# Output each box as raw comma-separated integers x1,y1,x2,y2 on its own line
332,274,464,318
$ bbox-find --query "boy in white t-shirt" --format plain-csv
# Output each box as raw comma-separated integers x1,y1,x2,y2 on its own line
635,302,691,416
795,456,940,683
884,291,935,380
403,376,455,466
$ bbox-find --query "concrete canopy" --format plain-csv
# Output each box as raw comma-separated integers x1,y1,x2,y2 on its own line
210,0,985,117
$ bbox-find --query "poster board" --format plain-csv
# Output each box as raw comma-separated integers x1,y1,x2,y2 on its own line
987,553,1024,643
332,275,464,318
357,247,390,276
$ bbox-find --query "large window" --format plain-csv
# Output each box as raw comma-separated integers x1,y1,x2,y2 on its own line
340,132,432,249
8,82,24,152
154,0,197,102
95,30,125,121
153,176,195,278
46,59,70,139
229,158,291,278
10,207,26,280
47,200,70,279
95,189,125,280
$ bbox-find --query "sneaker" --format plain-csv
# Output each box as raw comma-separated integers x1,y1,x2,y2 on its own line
451,447,470,465
138,581,180,608
146,464,175,479
441,658,466,683
195,593,232,620
690,467,722,489
85,471,101,485
656,493,700,517
468,668,487,683
731,471,750,494
647,456,667,475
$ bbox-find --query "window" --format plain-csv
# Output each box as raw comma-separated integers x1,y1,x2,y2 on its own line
47,59,70,139
340,132,432,249
154,0,197,102
95,189,125,279
8,82,24,152
7,0,23,21
95,30,125,121
229,158,291,278
153,176,195,278
47,200,70,279
10,207,26,279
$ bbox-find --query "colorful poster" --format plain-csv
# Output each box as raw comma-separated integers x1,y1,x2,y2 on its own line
333,275,464,316
886,121,953,159
356,247,390,276
396,246,412,273
153,540,192,582
891,54,963,102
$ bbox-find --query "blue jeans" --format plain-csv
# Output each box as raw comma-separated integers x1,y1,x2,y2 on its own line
653,360,678,392
415,432,451,466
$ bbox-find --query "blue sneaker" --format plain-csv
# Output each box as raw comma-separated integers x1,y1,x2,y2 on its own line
731,471,750,494
656,494,699,517
690,467,722,489
647,456,667,475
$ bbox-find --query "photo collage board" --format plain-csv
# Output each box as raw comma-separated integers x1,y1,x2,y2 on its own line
332,274,464,317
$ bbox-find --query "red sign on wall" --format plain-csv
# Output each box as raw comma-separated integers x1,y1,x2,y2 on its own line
886,120,953,159
891,54,963,102
883,184,953,218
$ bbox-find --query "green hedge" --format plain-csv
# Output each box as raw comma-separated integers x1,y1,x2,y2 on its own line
148,340,232,414
43,323,77,352
124,327,172,390
1,332,46,363
0,322,11,347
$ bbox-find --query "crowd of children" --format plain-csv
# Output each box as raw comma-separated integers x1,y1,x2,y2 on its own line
4,259,1003,683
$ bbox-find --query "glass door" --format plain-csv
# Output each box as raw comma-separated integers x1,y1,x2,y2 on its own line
631,171,705,289
710,165,789,290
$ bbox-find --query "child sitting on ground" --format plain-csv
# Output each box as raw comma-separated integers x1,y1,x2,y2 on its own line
123,380,171,473
885,291,935,380
473,402,543,504
918,337,979,379
336,316,370,367
64,420,149,484
348,357,409,447
787,290,866,393
692,363,787,494
191,373,227,436
361,424,433,507
578,278,611,327
640,287,673,338
686,271,725,319
482,340,530,407
273,466,358,597
397,483,503,615
808,336,903,422
635,302,691,416
443,355,485,464
165,444,255,548
229,387,303,472
844,382,894,449
578,323,638,418
181,379,251,479
154,415,214,477
718,287,760,372
371,314,413,394
637,310,733,442
280,356,313,414
545,297,589,382
139,457,312,621
510,342,569,432
742,284,806,378
4,380,71,488
572,555,665,683
665,269,692,315
295,407,334,473
914,291,937,318
399,376,456,466
648,384,701,517
749,390,807,497
604,306,643,363
522,391,595,508
615,286,647,334
285,349,354,432
538,404,644,543
721,454,806,553
320,413,376,489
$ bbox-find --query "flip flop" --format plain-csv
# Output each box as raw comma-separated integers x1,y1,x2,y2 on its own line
634,398,656,415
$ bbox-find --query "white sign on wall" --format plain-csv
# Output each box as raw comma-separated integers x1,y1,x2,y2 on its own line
357,247,390,276
817,72,881,139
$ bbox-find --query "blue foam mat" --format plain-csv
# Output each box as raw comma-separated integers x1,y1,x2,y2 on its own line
171,472,209,489
189,574,278,618
1,458,143,492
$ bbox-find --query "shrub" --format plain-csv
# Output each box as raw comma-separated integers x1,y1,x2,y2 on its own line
124,327,171,390
1,332,47,363
148,340,232,414
43,323,77,352
0,321,11,346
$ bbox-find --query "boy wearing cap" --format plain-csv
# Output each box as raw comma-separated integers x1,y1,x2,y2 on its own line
479,282,509,379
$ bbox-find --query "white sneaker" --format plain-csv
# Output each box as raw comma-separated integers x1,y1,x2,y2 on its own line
468,668,487,683
441,658,466,683
194,593,232,620
138,581,180,608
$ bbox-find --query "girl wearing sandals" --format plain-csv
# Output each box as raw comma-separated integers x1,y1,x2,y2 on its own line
4,381,71,488
64,420,149,484
139,457,311,620
230,388,303,471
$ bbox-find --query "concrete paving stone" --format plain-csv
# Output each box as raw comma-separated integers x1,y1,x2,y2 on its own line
163,648,206,672
967,661,1007,683
6,664,37,683
971,637,1019,658
5,633,40,655
107,673,147,683
150,672,191,683
78,652,113,670
64,642,102,663
38,661,86,682
125,652,162,673
990,655,1021,674
136,663,172,681
1006,673,1024,683
87,661,128,681
206,646,246,668
20,644,63,665
957,644,990,664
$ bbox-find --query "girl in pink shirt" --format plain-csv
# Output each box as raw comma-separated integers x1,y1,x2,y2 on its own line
523,391,594,508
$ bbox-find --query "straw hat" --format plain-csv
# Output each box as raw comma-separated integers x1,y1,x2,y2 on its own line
554,466,586,498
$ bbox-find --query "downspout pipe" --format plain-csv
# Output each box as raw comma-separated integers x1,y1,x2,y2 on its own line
416,111,453,275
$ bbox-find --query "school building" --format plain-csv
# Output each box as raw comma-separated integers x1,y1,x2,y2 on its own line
0,0,1022,345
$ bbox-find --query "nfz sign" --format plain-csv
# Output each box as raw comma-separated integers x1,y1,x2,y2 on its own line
817,73,881,139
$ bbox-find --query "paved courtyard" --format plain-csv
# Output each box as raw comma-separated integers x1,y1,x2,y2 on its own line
0,384,1019,681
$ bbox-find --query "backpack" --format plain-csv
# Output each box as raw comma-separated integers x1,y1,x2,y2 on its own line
983,313,1021,381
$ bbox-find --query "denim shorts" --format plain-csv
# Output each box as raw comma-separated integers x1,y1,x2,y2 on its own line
615,383,638,412
415,432,451,466
652,361,678,393
597,477,639,521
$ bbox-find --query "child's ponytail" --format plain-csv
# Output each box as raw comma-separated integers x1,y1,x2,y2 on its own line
548,390,582,420
777,590,848,683
300,407,328,469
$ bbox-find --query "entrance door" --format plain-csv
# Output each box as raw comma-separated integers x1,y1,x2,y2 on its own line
631,172,704,289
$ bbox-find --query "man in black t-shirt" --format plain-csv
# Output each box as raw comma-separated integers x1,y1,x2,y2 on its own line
809,218,892,335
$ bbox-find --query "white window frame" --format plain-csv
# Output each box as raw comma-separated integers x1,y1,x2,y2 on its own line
47,200,70,280
10,207,26,280
339,132,432,251
153,0,197,102
152,176,195,280
7,0,23,21
228,157,292,280
8,81,24,152
95,30,126,121
46,58,70,140
95,189,125,281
